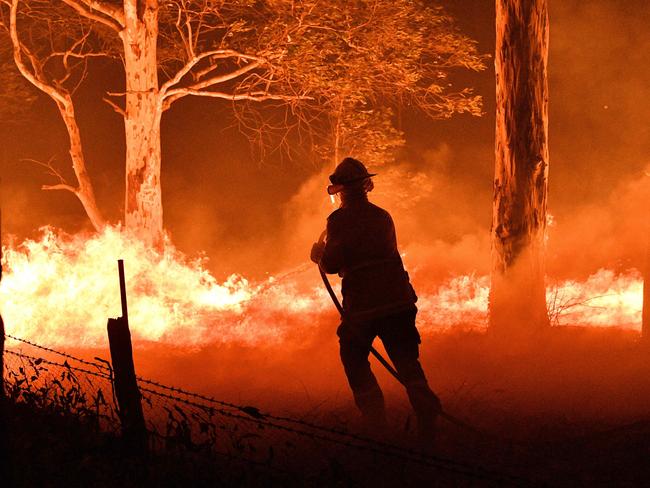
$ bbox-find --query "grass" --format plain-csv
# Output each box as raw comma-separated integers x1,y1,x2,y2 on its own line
4,325,650,486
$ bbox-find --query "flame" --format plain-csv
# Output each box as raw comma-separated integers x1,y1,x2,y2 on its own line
0,227,644,348
546,269,643,328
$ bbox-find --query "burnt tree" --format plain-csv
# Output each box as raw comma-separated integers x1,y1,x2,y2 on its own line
490,0,550,334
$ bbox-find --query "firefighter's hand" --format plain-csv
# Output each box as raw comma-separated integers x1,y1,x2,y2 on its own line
310,241,325,264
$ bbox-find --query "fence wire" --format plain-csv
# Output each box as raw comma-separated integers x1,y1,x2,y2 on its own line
3,349,120,435
2,333,528,486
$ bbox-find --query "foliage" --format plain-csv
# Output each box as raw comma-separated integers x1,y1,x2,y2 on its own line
249,0,487,166
316,106,406,168
1,0,484,165
276,0,485,113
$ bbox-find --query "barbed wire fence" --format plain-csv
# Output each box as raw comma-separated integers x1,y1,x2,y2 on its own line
3,348,119,435
2,332,530,486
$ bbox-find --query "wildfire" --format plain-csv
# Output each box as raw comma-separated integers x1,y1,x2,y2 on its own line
0,227,644,348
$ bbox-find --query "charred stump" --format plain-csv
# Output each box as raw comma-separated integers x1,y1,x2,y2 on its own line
490,0,550,335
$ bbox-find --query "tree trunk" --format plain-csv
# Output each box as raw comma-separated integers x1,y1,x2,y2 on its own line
489,0,550,335
57,97,106,231
121,1,163,246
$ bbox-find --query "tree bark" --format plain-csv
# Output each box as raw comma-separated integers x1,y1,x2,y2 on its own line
56,97,106,231
121,0,163,246
489,0,550,334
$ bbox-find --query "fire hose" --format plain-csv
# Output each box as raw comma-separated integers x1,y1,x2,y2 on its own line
316,231,480,434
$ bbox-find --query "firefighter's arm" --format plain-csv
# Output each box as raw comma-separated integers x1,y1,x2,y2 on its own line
318,217,344,274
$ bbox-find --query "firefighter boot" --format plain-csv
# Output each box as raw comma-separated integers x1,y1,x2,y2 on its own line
353,387,388,431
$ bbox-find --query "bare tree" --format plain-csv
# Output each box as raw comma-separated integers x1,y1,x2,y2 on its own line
490,0,550,335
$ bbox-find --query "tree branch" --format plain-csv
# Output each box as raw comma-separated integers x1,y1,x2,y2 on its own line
186,60,262,92
8,0,67,105
163,88,310,110
61,0,123,33
79,0,124,25
22,157,78,194
159,49,267,97
63,30,90,69
103,96,126,116
45,51,119,65
42,183,77,194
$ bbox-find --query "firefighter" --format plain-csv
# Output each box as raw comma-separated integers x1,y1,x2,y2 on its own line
310,157,441,440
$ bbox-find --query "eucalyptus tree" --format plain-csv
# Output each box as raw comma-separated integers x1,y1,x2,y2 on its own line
490,0,550,334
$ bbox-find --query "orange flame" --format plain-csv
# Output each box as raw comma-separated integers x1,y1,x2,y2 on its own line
0,227,643,348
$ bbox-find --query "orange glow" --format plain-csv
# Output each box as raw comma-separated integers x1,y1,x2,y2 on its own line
0,227,642,348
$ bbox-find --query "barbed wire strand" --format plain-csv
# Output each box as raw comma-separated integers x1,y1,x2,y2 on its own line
4,349,112,381
5,333,110,371
3,335,530,485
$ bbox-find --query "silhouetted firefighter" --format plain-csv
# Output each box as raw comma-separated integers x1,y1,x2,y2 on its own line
311,158,441,441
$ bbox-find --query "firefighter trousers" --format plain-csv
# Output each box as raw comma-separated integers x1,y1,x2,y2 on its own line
337,307,440,428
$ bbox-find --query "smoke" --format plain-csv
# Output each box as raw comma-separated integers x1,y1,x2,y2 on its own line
277,143,492,289
547,165,649,279
0,0,646,287
545,0,650,276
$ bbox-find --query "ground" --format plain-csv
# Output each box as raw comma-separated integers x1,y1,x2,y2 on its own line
5,325,650,486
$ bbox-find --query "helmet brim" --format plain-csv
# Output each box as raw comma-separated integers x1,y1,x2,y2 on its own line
327,184,344,195
328,173,377,185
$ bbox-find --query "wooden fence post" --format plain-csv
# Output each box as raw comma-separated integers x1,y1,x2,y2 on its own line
107,259,147,453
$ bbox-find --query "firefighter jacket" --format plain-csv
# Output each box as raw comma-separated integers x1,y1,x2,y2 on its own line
319,195,417,323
